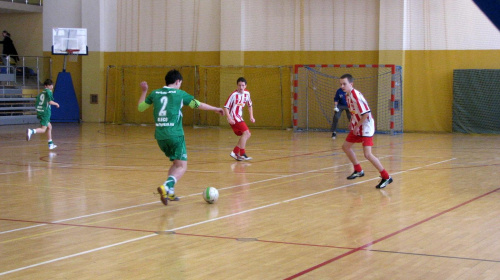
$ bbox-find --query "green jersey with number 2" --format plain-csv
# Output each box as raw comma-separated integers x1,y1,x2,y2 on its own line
145,86,195,140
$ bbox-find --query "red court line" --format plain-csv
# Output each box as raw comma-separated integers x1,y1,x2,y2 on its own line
284,187,500,280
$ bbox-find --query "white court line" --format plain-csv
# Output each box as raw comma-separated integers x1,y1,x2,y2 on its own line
0,234,156,276
0,158,363,235
0,201,160,235
0,157,456,276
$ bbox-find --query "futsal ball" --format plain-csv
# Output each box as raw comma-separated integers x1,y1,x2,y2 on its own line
202,187,219,204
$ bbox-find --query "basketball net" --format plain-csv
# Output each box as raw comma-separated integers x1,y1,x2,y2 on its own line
66,49,79,62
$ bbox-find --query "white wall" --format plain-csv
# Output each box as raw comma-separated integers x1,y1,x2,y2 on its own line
42,0,500,53
43,0,82,52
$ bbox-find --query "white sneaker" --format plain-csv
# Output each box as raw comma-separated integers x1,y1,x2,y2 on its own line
26,129,33,141
230,151,243,161
241,154,252,160
48,144,57,150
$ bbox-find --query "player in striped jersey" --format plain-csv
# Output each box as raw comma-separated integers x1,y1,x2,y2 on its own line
224,77,255,161
340,74,393,189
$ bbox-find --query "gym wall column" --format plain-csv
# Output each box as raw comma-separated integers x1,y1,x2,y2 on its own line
378,0,407,131
219,0,245,125
81,0,105,122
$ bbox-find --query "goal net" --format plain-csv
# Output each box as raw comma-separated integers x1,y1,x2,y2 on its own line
105,65,291,129
293,64,403,134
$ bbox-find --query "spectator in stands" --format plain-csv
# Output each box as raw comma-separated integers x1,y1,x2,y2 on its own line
0,30,19,65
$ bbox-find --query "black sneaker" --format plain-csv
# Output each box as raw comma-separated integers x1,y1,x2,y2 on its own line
347,170,364,180
376,177,393,189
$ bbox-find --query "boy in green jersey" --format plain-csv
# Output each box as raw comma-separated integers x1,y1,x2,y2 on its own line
26,79,60,150
138,69,224,206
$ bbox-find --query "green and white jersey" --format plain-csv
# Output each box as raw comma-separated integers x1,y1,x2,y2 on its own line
35,88,54,115
145,86,195,140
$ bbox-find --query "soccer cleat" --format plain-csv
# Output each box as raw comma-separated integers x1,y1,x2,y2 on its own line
241,154,252,161
376,177,393,189
48,144,57,150
230,151,243,161
347,170,364,180
26,129,33,141
157,185,169,205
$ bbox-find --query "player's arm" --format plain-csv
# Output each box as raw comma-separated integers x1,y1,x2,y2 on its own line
48,100,60,108
353,112,369,132
138,81,151,112
223,107,234,125
189,99,224,116
248,105,255,123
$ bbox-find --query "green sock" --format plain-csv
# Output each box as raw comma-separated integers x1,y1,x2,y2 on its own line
164,176,177,195
48,140,53,145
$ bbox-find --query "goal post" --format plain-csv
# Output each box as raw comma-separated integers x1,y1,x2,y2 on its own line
293,64,403,135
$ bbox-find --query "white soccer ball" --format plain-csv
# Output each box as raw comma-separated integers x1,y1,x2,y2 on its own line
202,187,219,204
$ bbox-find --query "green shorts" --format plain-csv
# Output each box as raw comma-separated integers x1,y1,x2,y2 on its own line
157,136,187,161
37,112,51,127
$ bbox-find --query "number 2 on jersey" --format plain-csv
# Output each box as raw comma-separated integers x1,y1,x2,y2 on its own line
159,96,168,116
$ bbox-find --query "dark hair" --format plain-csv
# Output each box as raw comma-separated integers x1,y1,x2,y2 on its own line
2,31,10,37
237,77,247,85
43,79,53,86
165,69,183,85
340,74,353,83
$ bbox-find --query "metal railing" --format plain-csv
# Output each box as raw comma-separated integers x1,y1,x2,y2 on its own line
0,55,52,92
0,0,42,5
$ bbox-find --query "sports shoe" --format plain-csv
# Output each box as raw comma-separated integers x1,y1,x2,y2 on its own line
157,185,169,205
241,154,252,161
26,129,33,141
230,151,243,161
376,177,393,189
347,170,364,180
332,132,336,139
167,193,180,201
48,144,57,150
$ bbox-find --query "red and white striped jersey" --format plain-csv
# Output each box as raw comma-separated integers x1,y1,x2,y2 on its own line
224,90,252,123
346,88,375,136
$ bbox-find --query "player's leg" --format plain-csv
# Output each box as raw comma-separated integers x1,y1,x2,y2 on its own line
238,129,252,160
331,111,341,138
344,107,352,122
46,123,57,149
26,114,47,141
157,137,187,205
230,122,251,161
343,133,364,179
362,145,392,188
165,159,187,198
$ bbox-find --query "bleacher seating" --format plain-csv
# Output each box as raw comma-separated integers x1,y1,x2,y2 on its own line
0,88,38,125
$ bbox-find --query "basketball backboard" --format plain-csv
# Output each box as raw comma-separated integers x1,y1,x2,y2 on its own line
52,28,88,55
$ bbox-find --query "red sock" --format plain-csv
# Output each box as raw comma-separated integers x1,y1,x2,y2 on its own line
233,146,240,154
380,169,389,179
354,164,362,172
240,148,245,156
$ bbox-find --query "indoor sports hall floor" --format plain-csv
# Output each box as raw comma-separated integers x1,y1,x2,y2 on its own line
1,123,499,279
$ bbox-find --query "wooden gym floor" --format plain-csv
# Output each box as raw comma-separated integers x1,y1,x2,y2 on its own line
1,123,499,279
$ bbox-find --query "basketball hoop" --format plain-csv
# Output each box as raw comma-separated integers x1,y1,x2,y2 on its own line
66,49,80,62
